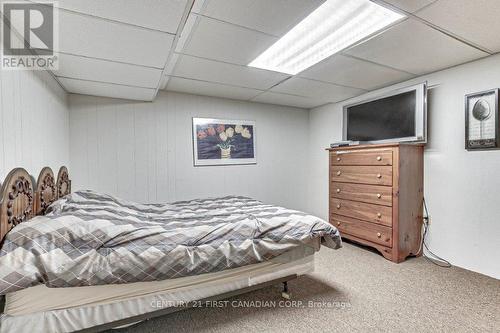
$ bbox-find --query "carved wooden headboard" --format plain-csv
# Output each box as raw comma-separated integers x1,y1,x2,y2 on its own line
0,168,34,242
0,166,71,243
56,166,71,198
35,167,57,215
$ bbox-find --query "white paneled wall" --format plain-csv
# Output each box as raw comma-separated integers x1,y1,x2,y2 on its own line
0,70,70,180
308,54,500,279
69,92,310,210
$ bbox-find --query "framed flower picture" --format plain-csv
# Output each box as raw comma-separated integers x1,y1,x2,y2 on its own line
192,118,257,166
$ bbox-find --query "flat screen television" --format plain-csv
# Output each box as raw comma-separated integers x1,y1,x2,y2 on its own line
343,83,427,143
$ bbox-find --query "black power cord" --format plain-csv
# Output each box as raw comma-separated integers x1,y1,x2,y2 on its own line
421,198,452,268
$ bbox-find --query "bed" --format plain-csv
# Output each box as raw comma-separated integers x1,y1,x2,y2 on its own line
0,166,341,332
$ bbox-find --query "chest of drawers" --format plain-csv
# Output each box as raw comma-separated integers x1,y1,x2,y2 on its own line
328,143,424,263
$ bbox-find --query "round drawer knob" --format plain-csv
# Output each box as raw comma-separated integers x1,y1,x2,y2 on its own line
377,193,382,199
337,157,341,161
377,213,382,218
337,221,341,226
376,174,382,179
337,171,341,176
376,156,382,161
336,188,341,193
377,232,381,238
336,204,341,209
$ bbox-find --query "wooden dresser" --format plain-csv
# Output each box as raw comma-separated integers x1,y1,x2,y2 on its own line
328,143,424,263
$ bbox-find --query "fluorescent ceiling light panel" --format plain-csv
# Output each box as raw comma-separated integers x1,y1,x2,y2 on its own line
248,0,405,75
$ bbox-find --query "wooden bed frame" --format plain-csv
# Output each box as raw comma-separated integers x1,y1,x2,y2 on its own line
0,166,71,243
0,166,296,332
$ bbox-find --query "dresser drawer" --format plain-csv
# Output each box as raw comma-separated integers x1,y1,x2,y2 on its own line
331,150,392,166
331,214,393,247
331,198,392,226
331,166,393,186
331,183,392,206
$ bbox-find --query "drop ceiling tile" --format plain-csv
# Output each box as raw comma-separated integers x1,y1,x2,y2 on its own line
197,0,325,36
57,0,188,33
181,16,278,66
59,77,156,101
173,55,289,90
300,54,414,90
344,19,489,75
416,0,500,52
58,10,174,68
166,77,263,101
54,53,162,88
380,0,436,13
252,92,325,109
271,77,365,103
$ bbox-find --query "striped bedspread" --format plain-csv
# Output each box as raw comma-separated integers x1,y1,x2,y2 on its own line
0,190,341,295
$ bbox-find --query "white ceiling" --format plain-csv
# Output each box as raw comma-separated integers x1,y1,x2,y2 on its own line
343,18,489,75
198,0,326,37
415,0,500,53
180,15,278,66
56,0,187,33
53,53,163,88
58,77,157,101
167,76,262,101
4,0,498,106
2,0,191,101
380,0,437,13
58,9,175,68
172,54,289,90
270,77,366,103
299,54,414,90
164,0,495,108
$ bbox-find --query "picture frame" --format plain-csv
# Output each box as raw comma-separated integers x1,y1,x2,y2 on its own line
192,118,257,166
465,89,500,150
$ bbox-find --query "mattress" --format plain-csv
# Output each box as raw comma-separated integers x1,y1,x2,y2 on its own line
1,246,314,333
0,190,341,295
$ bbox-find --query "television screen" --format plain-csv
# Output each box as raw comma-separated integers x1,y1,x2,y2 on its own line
344,84,426,143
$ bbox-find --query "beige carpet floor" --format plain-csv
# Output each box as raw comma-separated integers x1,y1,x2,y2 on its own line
110,242,499,333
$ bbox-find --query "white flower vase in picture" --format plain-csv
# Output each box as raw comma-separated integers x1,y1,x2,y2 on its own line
220,146,231,159
217,128,234,159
